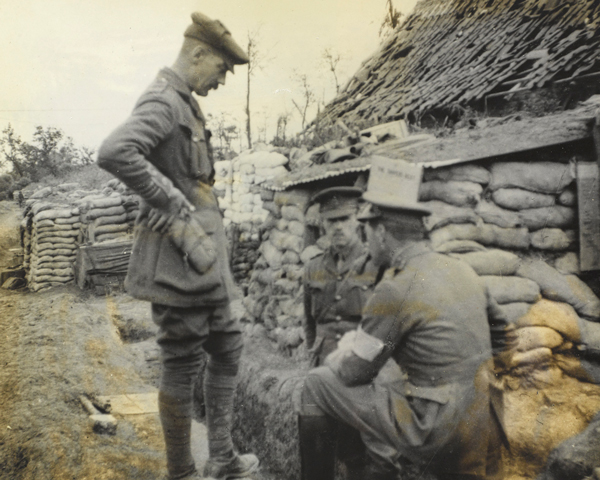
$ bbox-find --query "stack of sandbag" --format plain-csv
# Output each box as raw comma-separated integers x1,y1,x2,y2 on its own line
25,202,81,292
436,240,600,378
75,191,138,244
422,161,577,252
215,149,288,232
244,190,310,336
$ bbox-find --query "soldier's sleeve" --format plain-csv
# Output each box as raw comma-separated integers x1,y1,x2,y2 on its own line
334,279,408,386
97,97,177,209
303,264,316,349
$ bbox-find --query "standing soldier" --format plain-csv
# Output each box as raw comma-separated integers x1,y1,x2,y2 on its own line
303,186,379,367
97,12,258,480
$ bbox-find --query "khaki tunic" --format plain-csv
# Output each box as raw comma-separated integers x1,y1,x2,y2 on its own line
98,68,236,310
303,241,378,363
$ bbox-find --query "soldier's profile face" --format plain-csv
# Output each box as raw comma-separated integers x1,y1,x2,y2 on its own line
364,221,385,267
323,214,359,249
191,52,228,96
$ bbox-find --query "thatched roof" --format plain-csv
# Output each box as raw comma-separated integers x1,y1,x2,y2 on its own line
318,0,600,126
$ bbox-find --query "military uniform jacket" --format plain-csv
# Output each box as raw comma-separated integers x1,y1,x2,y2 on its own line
337,242,495,476
98,68,235,308
303,241,378,349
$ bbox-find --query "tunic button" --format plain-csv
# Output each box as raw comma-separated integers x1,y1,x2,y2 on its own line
335,334,342,340
335,295,342,301
192,135,200,142
361,285,368,291
337,276,343,281
335,316,342,322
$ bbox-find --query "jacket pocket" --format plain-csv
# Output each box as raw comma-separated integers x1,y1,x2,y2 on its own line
153,210,223,294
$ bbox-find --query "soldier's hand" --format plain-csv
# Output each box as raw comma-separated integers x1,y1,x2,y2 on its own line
147,188,195,233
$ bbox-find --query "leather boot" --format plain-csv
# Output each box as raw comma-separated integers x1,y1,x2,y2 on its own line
298,415,335,480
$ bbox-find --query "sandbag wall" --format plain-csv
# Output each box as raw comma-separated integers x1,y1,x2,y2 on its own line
21,180,138,292
213,149,289,285
243,158,600,358
243,189,328,352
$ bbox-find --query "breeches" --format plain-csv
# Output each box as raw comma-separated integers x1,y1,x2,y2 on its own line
299,366,495,477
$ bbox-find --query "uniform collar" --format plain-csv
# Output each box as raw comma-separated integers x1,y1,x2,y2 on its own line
325,240,365,274
390,241,431,271
157,67,205,122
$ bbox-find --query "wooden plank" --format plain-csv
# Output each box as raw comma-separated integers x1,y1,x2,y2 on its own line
395,106,594,164
577,161,600,271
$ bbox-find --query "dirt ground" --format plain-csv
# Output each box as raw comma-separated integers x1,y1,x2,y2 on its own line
0,202,272,480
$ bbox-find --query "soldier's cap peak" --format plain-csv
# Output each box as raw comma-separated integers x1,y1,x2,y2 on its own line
184,12,249,72
311,186,363,220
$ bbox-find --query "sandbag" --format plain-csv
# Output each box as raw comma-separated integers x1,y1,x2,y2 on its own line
54,216,82,225
36,230,78,240
81,196,123,210
94,213,129,227
558,188,577,206
35,248,76,257
84,205,126,220
34,262,72,270
34,209,77,221
421,201,479,232
482,275,541,304
260,242,283,268
35,219,56,228
516,299,581,342
35,236,76,245
35,242,77,252
492,188,556,211
281,205,304,222
450,249,521,276
283,235,304,254
514,326,564,352
418,181,482,207
430,223,529,250
516,260,600,318
495,302,532,325
518,206,576,231
282,251,301,265
530,228,575,250
36,223,81,233
433,240,487,254
268,229,287,251
475,201,523,228
34,255,72,264
423,164,490,184
509,347,553,368
489,161,575,193
95,233,130,243
287,220,305,237
94,223,130,235
554,252,580,275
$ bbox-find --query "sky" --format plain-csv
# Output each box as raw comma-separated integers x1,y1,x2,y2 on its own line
0,0,418,153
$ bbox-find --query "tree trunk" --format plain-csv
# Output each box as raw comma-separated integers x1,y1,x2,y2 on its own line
246,65,252,150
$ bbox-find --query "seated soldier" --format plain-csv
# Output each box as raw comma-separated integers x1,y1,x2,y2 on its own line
297,159,501,480
303,186,379,367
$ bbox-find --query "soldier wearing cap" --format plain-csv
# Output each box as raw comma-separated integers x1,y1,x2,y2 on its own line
97,12,258,480
297,159,502,480
303,186,379,367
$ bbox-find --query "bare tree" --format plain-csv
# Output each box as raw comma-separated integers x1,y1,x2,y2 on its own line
380,0,403,39
245,29,268,150
322,48,344,94
275,111,291,144
291,73,316,131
